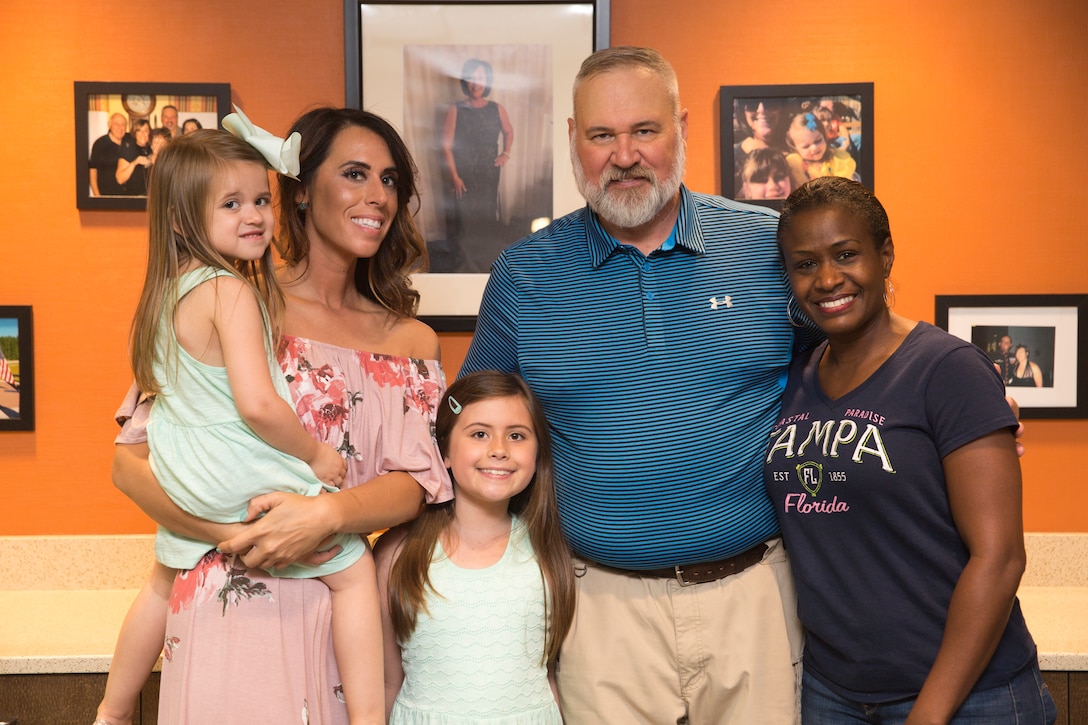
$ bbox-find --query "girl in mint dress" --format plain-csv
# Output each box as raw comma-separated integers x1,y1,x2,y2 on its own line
376,371,576,724
97,124,383,725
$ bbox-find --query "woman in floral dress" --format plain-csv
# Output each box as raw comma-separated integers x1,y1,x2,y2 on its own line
113,107,452,724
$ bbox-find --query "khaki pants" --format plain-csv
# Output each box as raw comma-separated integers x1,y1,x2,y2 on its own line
557,538,802,724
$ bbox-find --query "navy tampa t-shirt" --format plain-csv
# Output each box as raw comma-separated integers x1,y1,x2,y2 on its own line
763,322,1036,702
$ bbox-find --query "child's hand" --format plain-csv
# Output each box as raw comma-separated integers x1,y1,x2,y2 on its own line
308,443,347,488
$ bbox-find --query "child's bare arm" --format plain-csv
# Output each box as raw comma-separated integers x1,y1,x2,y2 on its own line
213,278,346,485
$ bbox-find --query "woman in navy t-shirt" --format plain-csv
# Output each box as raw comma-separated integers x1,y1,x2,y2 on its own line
765,176,1055,724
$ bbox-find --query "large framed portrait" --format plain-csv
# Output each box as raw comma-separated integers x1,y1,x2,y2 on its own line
935,294,1088,419
720,83,874,210
75,82,232,211
344,0,610,330
0,306,35,432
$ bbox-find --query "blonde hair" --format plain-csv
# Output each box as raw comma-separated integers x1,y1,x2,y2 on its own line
130,129,281,393
785,111,832,160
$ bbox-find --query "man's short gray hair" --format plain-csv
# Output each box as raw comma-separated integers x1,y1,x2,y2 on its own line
572,46,681,121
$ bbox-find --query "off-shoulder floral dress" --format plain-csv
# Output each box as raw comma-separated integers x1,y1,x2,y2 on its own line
116,335,452,725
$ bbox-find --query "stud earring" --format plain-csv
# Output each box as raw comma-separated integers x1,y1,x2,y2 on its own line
298,201,309,211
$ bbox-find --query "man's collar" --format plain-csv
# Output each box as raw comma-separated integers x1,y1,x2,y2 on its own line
585,185,704,267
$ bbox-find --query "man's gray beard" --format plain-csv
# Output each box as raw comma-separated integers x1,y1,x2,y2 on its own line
571,135,686,230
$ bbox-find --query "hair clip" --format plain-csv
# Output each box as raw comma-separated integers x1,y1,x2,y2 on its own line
221,104,302,180
804,113,819,132
448,396,462,414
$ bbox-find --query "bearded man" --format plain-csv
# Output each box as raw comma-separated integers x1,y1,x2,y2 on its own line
160,104,180,138
461,46,804,724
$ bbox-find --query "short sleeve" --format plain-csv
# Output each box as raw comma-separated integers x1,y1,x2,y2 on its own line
926,344,1019,458
377,360,453,505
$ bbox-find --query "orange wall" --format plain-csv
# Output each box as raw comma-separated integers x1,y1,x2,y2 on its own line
0,0,1084,535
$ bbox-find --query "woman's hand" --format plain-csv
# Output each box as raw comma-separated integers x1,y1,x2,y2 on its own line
216,491,340,570
115,155,150,185
218,471,425,569
451,174,467,198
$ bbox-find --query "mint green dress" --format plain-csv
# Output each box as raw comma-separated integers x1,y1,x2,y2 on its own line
148,267,365,575
390,516,562,724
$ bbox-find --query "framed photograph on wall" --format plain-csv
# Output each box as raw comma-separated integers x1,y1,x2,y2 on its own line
935,294,1087,419
720,82,874,210
0,306,35,432
75,81,232,211
344,0,610,330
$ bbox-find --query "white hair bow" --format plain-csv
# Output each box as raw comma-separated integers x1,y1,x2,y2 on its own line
222,104,301,180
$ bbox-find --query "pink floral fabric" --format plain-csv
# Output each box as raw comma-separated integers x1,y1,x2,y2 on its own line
277,337,450,502
117,336,450,723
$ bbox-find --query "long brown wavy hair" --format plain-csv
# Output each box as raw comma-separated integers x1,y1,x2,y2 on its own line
386,371,575,665
130,130,282,394
276,107,428,317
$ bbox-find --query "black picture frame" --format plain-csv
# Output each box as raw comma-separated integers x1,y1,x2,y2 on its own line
344,0,610,331
75,81,232,211
0,306,35,432
720,82,874,211
935,294,1088,419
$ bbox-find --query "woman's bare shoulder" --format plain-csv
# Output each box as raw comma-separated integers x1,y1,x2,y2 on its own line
390,316,441,361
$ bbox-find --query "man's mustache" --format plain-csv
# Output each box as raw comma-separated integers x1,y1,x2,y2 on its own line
602,166,655,185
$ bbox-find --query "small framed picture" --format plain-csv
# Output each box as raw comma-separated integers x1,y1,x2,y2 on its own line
720,82,874,210
0,306,35,432
935,294,1088,419
74,81,231,211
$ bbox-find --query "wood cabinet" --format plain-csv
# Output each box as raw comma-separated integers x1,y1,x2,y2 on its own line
0,672,158,725
1042,671,1088,725
2,670,1082,723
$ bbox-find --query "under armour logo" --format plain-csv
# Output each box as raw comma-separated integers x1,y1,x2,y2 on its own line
709,296,733,310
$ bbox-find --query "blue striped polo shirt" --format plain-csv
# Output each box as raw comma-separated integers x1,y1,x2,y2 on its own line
460,186,797,569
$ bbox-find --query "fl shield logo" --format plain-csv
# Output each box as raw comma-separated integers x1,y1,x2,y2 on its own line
795,461,822,496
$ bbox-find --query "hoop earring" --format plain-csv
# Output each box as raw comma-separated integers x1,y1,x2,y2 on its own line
786,294,805,328
883,279,896,308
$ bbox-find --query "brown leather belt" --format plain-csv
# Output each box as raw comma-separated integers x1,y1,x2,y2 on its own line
598,540,771,587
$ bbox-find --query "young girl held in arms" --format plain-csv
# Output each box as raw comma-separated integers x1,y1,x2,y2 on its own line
376,370,575,723
95,120,384,725
784,110,859,189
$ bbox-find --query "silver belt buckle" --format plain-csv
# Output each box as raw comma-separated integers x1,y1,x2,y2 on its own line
674,565,694,587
